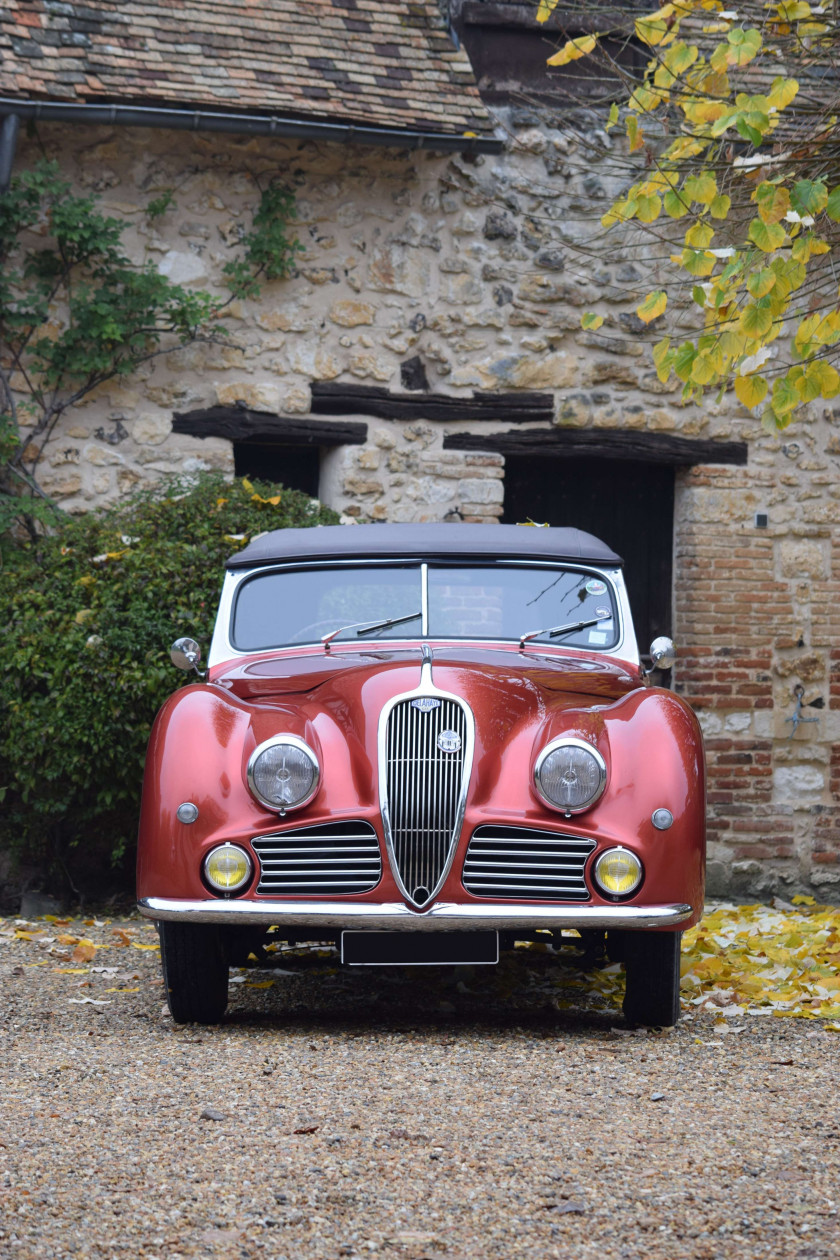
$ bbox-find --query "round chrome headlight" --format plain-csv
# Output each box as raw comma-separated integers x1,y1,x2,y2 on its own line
204,843,253,894
593,847,643,897
534,737,607,814
247,735,320,812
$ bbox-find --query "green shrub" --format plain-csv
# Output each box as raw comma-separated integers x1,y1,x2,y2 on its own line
0,472,339,902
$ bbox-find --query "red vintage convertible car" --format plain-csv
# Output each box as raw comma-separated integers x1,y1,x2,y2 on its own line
138,524,705,1025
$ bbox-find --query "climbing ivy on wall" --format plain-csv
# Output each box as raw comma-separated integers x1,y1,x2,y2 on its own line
0,158,303,542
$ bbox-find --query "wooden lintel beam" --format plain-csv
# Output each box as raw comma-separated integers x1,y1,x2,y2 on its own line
172,407,367,447
443,427,748,466
310,383,554,424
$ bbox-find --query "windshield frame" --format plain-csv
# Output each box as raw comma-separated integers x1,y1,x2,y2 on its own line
212,558,634,666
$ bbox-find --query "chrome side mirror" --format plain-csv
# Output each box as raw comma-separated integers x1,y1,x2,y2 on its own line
647,636,676,673
170,637,205,677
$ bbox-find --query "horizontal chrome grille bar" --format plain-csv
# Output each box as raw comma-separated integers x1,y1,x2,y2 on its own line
252,821,382,896
463,825,597,902
140,897,695,931
469,833,596,849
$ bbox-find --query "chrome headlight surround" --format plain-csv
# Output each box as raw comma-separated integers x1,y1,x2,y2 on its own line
247,734,320,814
593,846,643,898
534,737,608,815
203,843,254,895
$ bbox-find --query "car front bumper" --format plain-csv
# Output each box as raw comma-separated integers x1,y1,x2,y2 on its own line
138,897,693,931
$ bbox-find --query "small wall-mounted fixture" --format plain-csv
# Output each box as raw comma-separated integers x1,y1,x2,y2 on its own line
755,512,768,529
786,684,820,739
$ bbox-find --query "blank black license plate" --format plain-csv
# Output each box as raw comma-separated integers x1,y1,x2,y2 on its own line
341,931,499,966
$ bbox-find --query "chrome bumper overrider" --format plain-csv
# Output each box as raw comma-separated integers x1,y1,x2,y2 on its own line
138,897,693,931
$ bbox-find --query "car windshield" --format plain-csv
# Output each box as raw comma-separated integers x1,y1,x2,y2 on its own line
231,563,619,651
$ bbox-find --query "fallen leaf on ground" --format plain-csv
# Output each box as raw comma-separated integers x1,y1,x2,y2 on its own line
680,902,840,1020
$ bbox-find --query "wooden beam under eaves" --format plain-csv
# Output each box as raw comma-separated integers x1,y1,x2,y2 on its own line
172,407,367,447
310,383,555,424
443,427,748,466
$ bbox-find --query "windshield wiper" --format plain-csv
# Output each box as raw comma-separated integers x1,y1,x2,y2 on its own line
519,613,612,650
322,611,422,652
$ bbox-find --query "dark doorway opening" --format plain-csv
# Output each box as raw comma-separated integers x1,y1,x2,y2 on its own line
233,442,321,498
502,456,674,652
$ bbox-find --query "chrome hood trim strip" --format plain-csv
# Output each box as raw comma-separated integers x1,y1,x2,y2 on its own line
139,897,693,930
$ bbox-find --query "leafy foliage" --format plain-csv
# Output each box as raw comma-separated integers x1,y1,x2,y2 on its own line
0,473,339,898
538,0,840,428
0,161,301,538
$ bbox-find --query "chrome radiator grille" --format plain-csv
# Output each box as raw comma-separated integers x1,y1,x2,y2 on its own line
251,821,382,896
463,826,596,901
383,695,469,906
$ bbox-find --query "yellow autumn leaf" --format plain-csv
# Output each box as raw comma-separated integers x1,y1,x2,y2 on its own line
685,221,715,248
635,14,672,46
636,193,662,223
636,290,668,323
626,115,645,153
777,0,811,19
734,375,769,408
805,360,840,398
767,77,799,111
131,941,161,951
581,313,604,330
683,172,718,205
664,137,707,162
536,0,560,20
546,34,597,66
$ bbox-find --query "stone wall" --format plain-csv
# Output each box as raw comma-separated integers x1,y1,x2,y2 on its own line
9,113,840,896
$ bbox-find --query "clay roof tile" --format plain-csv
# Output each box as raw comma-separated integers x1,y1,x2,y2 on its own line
0,0,495,139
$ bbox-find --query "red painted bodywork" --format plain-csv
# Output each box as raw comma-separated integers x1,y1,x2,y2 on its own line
138,641,705,927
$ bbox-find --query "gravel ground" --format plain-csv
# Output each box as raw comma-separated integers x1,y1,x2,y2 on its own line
2,913,839,1260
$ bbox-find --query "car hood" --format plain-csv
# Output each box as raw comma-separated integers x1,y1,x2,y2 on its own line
213,644,640,709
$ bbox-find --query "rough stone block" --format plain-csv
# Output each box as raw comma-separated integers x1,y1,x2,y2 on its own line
215,382,282,413
281,386,311,415
456,478,504,505
779,538,827,579
158,250,207,283
132,412,171,445
774,765,825,795
329,301,376,327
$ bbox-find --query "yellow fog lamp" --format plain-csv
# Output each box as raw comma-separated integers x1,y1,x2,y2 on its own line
203,844,253,894
593,847,643,897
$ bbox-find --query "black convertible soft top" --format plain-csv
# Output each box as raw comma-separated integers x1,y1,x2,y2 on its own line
226,523,623,570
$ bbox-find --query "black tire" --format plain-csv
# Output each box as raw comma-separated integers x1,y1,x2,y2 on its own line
622,931,682,1027
159,921,229,1024
605,929,628,964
